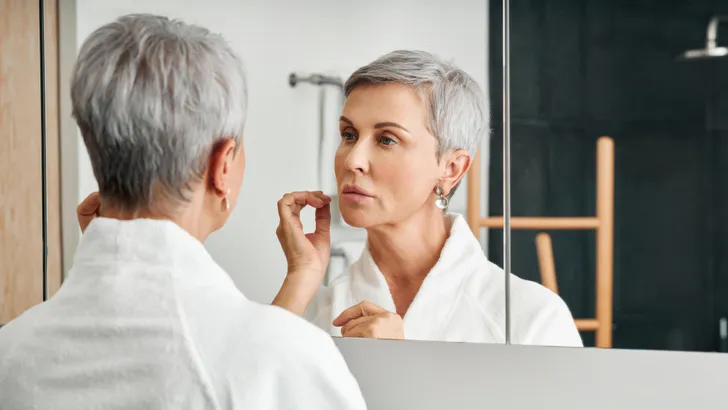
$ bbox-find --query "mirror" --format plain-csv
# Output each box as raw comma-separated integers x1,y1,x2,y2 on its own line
50,0,549,346
495,0,728,352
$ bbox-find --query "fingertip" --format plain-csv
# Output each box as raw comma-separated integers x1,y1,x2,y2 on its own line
313,191,331,201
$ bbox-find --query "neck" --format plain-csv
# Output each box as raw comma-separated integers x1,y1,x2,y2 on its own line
99,199,213,243
367,208,450,284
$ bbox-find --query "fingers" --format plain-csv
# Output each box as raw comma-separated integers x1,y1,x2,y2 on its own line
342,320,376,338
275,191,332,276
77,192,101,217
340,315,370,336
332,301,387,327
77,192,101,233
313,203,331,235
340,313,401,339
277,191,331,225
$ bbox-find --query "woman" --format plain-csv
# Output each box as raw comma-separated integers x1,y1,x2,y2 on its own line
273,50,583,347
0,14,365,410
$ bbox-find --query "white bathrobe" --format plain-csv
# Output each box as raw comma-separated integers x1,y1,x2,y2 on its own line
0,218,366,410
307,214,583,347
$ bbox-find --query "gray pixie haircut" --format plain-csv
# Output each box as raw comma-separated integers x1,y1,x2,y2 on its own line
344,50,488,159
71,14,247,212
344,50,488,200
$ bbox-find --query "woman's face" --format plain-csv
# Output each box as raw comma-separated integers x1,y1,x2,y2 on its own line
335,83,444,228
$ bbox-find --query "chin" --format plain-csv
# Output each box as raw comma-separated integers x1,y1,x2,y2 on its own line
339,205,376,228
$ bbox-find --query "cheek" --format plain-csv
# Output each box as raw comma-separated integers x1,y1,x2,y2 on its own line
377,154,435,199
334,147,346,181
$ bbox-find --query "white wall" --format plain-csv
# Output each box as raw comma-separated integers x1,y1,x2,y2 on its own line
61,0,490,304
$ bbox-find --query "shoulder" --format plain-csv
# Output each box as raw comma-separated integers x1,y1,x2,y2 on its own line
508,276,583,347
462,257,571,320
509,274,569,314
0,317,24,360
0,302,51,355
253,305,353,374
461,261,581,347
213,303,365,408
247,302,336,346
194,297,348,371
0,302,54,384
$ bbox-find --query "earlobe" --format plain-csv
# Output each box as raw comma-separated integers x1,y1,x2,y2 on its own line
211,139,237,197
221,188,231,212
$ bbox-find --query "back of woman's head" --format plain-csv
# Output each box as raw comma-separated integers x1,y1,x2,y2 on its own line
71,14,247,214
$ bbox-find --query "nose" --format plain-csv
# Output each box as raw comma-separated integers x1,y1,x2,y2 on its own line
344,140,370,175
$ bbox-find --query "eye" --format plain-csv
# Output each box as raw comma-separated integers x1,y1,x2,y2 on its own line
379,135,397,146
341,131,357,141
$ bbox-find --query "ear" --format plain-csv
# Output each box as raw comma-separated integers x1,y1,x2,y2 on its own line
209,139,237,198
439,149,471,195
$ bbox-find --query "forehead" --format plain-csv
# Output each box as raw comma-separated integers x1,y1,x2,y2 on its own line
341,83,429,129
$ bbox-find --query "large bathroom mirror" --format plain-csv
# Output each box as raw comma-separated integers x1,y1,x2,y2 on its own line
48,0,529,346
493,0,728,352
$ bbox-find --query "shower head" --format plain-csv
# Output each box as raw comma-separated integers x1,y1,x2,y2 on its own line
678,46,728,60
678,15,728,61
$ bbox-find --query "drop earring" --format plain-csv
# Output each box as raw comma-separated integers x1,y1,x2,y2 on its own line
222,188,231,212
434,186,449,209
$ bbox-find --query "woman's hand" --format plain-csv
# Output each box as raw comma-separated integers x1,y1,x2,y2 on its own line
275,191,332,277
77,192,101,233
272,191,331,315
333,301,405,340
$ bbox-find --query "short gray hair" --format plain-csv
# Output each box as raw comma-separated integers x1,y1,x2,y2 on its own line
344,50,488,159
344,50,488,201
71,14,247,213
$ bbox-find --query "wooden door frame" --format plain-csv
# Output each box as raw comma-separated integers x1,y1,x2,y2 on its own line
0,0,63,323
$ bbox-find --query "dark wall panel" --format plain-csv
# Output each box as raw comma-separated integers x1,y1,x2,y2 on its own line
488,0,728,351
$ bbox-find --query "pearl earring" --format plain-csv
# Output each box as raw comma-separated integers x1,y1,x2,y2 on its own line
434,186,449,209
222,188,231,212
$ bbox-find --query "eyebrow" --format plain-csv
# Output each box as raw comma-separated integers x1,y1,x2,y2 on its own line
339,116,410,133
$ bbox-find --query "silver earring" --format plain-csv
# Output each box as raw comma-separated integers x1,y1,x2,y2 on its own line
222,188,231,212
434,186,449,209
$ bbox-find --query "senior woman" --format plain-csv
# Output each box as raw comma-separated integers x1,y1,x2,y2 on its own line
0,14,365,410
273,50,583,347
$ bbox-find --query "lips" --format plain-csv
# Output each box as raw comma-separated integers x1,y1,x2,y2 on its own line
341,184,373,197
340,184,374,204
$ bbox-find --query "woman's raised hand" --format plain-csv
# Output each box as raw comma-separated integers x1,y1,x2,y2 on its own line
272,191,332,315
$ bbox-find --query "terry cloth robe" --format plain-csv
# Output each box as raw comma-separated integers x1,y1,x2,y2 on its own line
0,217,366,410
306,213,583,347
